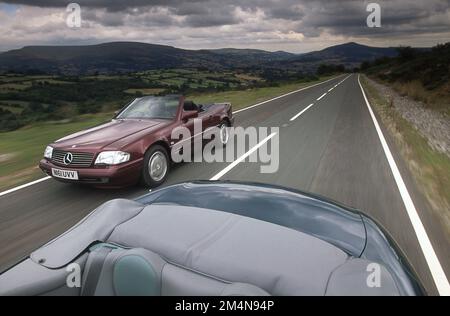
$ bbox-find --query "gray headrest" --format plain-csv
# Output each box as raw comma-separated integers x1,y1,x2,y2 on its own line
88,247,270,296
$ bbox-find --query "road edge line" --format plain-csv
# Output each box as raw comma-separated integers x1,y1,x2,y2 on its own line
0,176,51,197
357,74,450,296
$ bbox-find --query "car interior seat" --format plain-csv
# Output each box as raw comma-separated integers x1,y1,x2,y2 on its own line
183,100,198,112
81,245,270,296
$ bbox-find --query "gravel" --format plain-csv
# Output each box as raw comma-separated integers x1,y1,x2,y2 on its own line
366,77,450,158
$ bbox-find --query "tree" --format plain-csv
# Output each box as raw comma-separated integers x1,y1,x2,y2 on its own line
396,46,415,61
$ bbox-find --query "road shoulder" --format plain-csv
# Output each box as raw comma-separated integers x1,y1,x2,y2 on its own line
361,74,450,294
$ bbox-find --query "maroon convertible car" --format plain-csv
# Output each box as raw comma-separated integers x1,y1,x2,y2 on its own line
39,95,234,188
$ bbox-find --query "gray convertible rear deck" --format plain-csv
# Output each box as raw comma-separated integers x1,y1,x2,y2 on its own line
0,199,400,296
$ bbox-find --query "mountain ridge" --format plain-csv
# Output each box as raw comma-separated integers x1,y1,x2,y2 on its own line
0,41,419,75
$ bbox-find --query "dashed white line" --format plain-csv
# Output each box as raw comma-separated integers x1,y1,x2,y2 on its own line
290,103,314,121
210,132,277,180
358,74,450,296
232,74,345,114
316,93,327,101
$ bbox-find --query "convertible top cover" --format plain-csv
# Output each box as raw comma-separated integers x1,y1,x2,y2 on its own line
1,199,401,295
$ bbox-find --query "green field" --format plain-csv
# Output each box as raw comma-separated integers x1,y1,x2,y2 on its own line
124,88,166,95
0,113,113,190
0,75,336,191
0,69,269,132
190,76,333,111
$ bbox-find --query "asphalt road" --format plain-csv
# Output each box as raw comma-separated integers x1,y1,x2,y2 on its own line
0,74,448,295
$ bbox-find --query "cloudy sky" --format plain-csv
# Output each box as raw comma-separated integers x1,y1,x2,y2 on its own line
0,0,449,53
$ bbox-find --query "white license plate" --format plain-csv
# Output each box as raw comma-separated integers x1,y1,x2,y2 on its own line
52,168,79,180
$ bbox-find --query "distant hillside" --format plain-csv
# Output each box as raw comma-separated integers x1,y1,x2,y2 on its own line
267,42,403,71
0,42,295,75
302,42,398,63
0,42,215,74
0,41,416,75
207,48,295,62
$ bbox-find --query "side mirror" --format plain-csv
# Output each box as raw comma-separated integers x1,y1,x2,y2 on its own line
181,110,198,121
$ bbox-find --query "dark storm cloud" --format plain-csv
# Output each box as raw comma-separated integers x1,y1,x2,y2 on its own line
1,0,449,52
295,0,450,37
1,0,203,11
4,0,449,36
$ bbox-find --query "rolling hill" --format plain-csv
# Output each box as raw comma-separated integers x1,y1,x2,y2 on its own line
0,41,412,75
266,42,402,72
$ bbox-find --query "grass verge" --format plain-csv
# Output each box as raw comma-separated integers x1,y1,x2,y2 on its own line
0,113,113,191
361,76,450,233
0,75,338,191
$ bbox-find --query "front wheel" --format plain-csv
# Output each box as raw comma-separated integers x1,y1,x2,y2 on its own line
141,145,170,188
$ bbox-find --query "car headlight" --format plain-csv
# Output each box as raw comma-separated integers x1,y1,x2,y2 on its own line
44,146,53,159
95,151,130,165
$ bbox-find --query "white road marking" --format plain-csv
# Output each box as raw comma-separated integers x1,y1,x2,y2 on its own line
232,74,345,114
0,75,346,198
0,176,51,197
358,74,450,296
290,103,314,121
210,132,277,180
316,93,327,101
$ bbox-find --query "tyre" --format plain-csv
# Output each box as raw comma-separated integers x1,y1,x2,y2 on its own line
141,144,170,188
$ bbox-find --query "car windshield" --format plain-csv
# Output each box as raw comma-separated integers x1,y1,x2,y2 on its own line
117,96,179,120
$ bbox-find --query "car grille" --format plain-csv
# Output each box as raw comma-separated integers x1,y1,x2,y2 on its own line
51,150,94,168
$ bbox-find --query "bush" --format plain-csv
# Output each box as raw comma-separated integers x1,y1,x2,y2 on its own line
316,64,346,75
0,108,23,131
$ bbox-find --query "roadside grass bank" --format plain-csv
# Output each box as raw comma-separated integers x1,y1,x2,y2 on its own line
0,112,112,191
389,80,450,117
0,75,339,191
361,76,450,234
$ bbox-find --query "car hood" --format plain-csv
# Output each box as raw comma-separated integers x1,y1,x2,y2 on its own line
53,119,164,150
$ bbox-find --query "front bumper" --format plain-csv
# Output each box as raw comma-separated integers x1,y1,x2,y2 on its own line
39,158,143,187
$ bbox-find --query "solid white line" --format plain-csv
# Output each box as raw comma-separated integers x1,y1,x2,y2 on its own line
357,74,450,296
210,132,277,180
0,176,51,197
316,93,327,101
290,103,314,121
232,74,345,114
